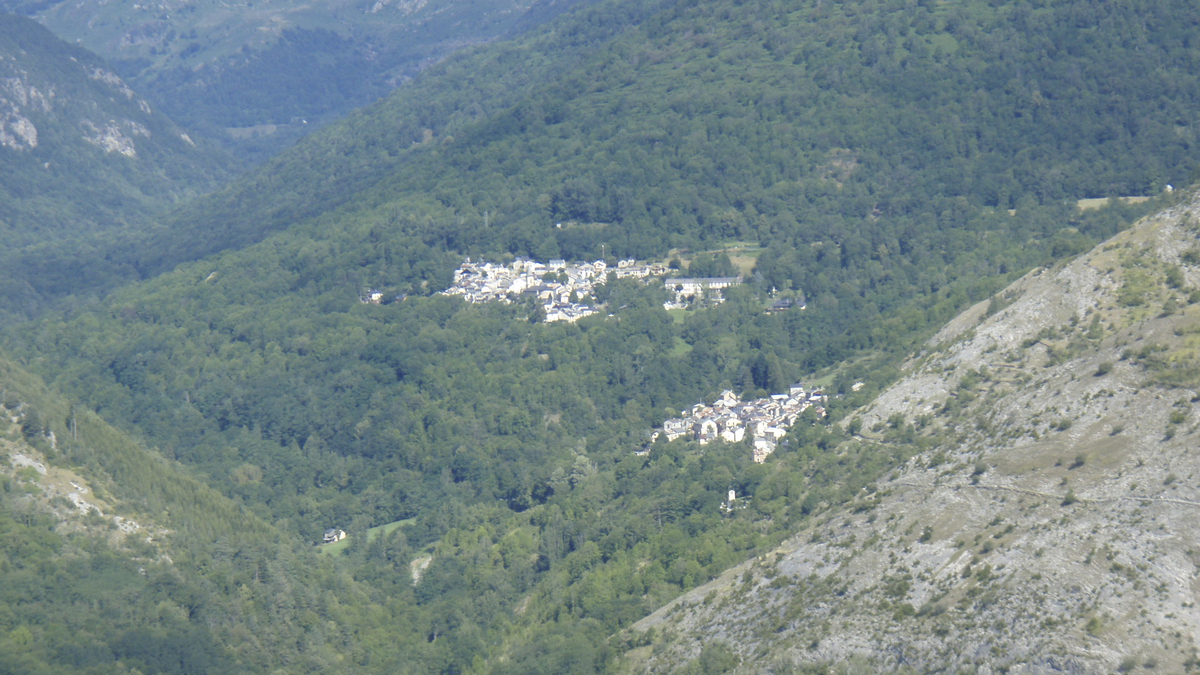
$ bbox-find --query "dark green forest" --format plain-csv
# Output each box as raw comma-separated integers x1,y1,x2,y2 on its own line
2,0,1199,671
89,0,1198,354
0,356,418,674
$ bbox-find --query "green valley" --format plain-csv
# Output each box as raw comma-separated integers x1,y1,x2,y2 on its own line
3,0,1200,672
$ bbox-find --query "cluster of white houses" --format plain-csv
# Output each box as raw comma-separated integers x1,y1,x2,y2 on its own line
438,257,734,322
662,276,741,310
370,257,793,319
437,258,609,322
651,384,827,463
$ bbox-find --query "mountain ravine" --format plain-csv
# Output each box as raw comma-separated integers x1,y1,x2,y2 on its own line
620,192,1200,674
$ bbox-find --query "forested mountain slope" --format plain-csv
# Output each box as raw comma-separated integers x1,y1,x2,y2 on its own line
10,238,896,673
2,0,595,158
0,354,420,674
8,0,1200,672
0,14,234,322
107,0,1200,369
623,191,1200,673
126,0,678,275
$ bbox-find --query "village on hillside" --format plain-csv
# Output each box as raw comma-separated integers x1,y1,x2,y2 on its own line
361,253,809,321
431,257,748,322
649,384,828,463
436,257,637,322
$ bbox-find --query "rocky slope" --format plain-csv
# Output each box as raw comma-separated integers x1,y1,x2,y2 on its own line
621,192,1200,673
1,405,169,555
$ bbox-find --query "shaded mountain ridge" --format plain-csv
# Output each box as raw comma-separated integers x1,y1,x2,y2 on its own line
0,14,234,321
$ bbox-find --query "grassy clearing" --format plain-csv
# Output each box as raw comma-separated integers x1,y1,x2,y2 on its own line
664,242,763,275
719,241,765,276
318,518,414,555
669,336,693,357
808,372,837,389
1077,196,1150,211
729,251,762,276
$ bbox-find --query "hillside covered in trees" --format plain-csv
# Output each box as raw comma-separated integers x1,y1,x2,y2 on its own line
80,0,1200,363
0,15,235,323
0,353,428,674
4,0,1200,672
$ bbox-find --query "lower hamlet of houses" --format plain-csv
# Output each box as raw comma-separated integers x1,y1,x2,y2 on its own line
649,385,827,463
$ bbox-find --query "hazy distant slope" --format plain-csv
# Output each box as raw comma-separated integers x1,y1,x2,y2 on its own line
0,14,233,320
0,15,230,239
623,190,1200,674
2,0,595,157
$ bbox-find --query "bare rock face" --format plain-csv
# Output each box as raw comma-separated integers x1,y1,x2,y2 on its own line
0,400,170,554
0,13,227,177
0,34,163,157
623,192,1200,674
80,118,150,157
0,63,51,149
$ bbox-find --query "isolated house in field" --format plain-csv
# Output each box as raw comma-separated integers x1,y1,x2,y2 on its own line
323,528,347,544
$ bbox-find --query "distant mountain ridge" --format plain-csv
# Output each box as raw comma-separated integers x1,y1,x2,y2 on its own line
0,14,234,321
1,0,595,158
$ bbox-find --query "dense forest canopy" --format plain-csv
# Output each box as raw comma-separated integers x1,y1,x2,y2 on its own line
2,0,1199,671
0,354,424,674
